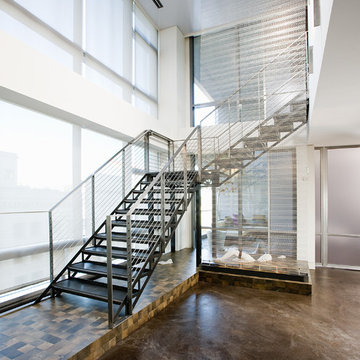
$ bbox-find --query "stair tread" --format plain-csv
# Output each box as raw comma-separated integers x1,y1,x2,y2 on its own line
133,188,192,194
83,246,157,260
95,232,160,243
115,209,183,216
53,278,131,304
112,220,163,229
68,261,146,279
124,198,183,204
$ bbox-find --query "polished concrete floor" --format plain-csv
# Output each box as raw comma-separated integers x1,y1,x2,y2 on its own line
100,268,360,360
0,249,196,360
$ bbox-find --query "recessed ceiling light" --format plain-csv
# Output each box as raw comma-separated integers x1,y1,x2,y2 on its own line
152,0,163,8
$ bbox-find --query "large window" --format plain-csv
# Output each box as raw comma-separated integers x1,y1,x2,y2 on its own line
0,99,72,212
0,100,125,297
134,5,158,101
0,0,158,116
0,100,73,295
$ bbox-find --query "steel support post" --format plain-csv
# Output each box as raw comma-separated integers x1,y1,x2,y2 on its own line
160,173,166,252
126,214,133,315
106,216,114,328
195,185,202,267
91,175,96,245
211,176,218,259
48,211,54,297
183,144,188,209
267,153,271,254
237,172,243,253
144,133,150,173
197,127,202,182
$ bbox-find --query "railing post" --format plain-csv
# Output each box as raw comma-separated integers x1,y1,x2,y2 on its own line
91,175,95,245
126,214,133,315
183,144,188,209
122,150,126,199
197,127,202,182
161,173,166,252
48,211,54,297
144,133,150,173
167,141,171,164
171,141,175,172
106,215,114,328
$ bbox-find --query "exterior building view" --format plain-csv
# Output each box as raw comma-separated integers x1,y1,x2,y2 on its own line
0,0,359,359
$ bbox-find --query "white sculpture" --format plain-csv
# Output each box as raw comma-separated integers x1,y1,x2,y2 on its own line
257,253,272,262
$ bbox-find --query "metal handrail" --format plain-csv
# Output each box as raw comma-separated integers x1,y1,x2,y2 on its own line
0,210,48,215
127,127,199,216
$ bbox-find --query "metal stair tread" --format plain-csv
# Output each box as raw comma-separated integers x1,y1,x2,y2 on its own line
133,188,194,194
115,208,184,216
112,220,163,229
83,245,157,260
95,232,160,243
68,261,147,280
53,278,130,304
124,198,183,204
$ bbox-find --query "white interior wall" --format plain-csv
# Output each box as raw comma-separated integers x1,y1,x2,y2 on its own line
296,145,315,269
308,0,360,146
307,0,334,120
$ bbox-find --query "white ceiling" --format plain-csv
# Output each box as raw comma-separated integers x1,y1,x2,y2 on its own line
137,0,287,36
309,0,360,146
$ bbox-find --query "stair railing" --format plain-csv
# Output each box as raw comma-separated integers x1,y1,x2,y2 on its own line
198,32,308,177
106,126,199,324
45,129,173,294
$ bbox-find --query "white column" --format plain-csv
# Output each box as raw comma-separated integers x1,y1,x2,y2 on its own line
296,145,316,269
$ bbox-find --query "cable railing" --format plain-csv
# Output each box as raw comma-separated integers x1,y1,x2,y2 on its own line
44,130,172,289
198,32,308,182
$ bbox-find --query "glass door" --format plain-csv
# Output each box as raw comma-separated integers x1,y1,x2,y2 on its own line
316,147,360,268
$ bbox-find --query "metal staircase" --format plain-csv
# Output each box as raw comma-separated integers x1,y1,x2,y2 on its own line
35,31,308,328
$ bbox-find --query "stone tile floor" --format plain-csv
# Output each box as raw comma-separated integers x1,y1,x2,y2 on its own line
0,249,196,360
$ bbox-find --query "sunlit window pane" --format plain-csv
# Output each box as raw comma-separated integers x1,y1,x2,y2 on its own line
0,100,72,212
81,129,123,179
15,0,74,40
135,34,157,98
134,5,157,48
0,9,73,69
86,0,132,80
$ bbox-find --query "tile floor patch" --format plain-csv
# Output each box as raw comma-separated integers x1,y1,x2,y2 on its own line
0,249,196,360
